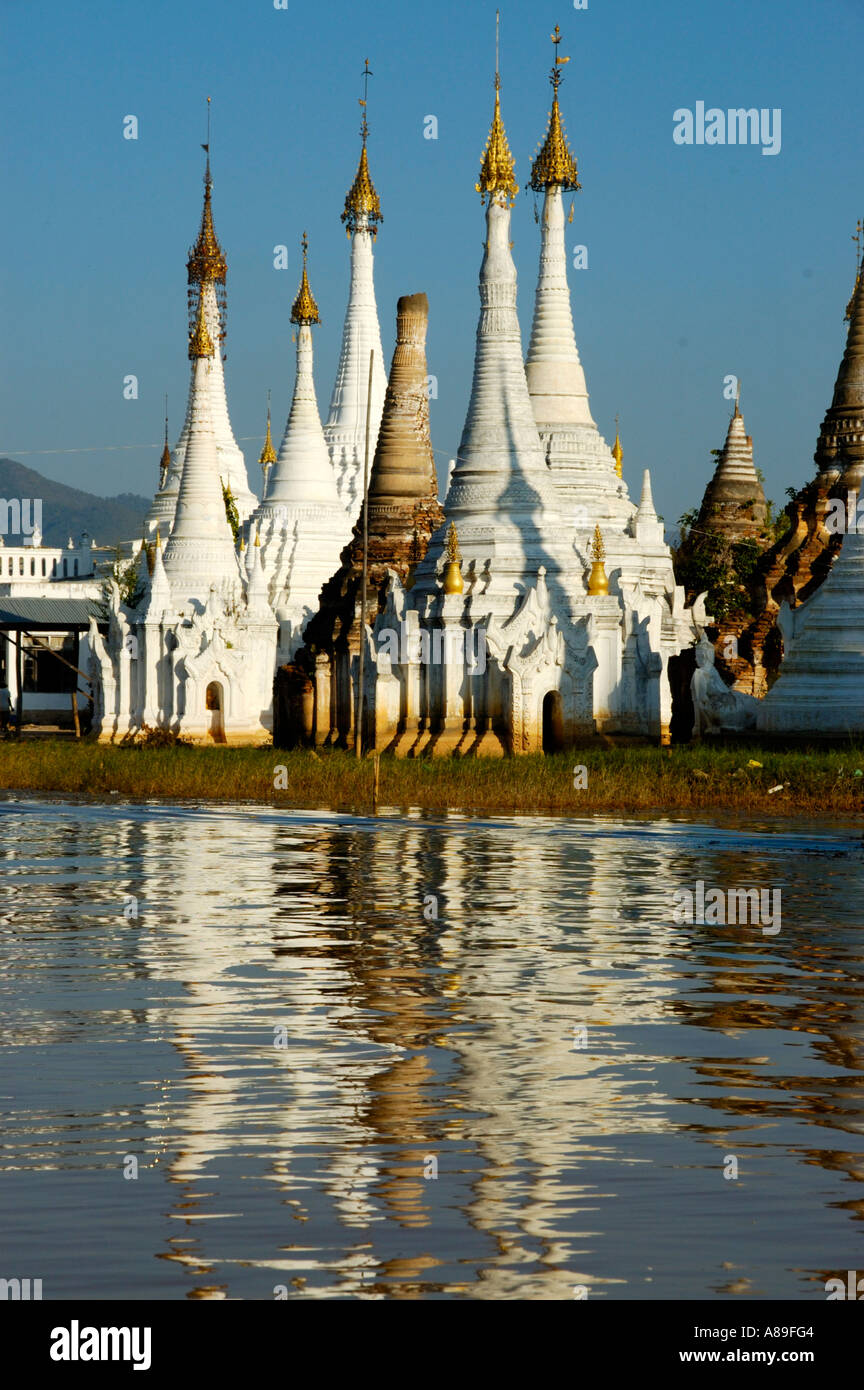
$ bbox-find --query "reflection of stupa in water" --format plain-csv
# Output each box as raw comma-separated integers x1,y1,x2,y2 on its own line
113,806,864,1298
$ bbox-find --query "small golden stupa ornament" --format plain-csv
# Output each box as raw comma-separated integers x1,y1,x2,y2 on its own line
442,522,464,594
587,524,609,595
291,233,320,325
259,391,276,493
188,289,214,359
159,399,171,488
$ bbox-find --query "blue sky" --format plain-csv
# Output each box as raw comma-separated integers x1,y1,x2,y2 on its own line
0,0,861,533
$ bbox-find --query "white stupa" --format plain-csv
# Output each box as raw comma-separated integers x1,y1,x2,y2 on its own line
251,236,352,661
757,528,864,736
410,72,574,629
323,102,387,517
146,152,257,537
90,296,277,745
524,31,679,602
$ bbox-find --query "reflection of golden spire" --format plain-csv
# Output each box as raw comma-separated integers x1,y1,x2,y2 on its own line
611,417,623,478
476,14,518,206
342,60,383,235
442,522,464,594
587,524,609,595
188,289,214,359
291,232,320,325
259,394,277,468
530,27,580,192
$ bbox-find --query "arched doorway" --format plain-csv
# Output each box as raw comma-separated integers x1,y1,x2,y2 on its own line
542,689,564,753
205,681,226,744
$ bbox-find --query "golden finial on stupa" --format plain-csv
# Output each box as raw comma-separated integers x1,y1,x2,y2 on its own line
342,60,383,236
476,13,518,206
188,289,214,359
291,232,320,325
159,398,171,486
254,526,261,548
611,417,623,478
442,522,464,594
529,26,580,192
587,524,609,595
845,219,863,322
187,106,227,286
259,392,277,474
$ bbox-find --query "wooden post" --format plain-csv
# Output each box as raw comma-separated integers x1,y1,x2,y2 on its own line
14,633,23,736
354,348,375,759
71,690,81,739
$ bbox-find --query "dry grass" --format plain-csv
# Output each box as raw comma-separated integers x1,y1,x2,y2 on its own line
0,738,863,819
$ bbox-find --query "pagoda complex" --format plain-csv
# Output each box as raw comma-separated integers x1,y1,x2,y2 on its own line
285,41,703,755
88,35,709,752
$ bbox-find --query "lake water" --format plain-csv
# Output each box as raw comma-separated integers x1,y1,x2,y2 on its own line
1,796,862,1301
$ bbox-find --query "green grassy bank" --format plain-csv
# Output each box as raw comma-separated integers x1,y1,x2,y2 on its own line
1,738,863,818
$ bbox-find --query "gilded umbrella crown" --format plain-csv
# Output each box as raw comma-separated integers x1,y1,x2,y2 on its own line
476,74,518,206
188,290,214,359
530,28,580,191
187,155,227,286
342,133,382,233
291,232,320,325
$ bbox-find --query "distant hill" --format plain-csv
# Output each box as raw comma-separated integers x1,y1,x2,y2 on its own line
0,458,150,547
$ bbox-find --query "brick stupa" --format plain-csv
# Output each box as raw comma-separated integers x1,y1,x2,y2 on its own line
276,292,443,745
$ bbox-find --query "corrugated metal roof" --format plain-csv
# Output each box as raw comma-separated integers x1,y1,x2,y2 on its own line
0,597,103,628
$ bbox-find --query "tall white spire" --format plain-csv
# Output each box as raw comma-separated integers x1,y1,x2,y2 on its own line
161,297,243,607
324,79,387,517
524,33,626,523
264,242,343,513
253,236,350,660
526,186,594,428
146,150,257,537
524,34,592,432
414,68,572,616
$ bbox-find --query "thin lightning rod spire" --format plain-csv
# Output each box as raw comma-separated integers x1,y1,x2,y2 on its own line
359,58,372,139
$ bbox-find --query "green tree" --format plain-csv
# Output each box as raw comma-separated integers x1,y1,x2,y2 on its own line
101,545,145,611
222,481,239,544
